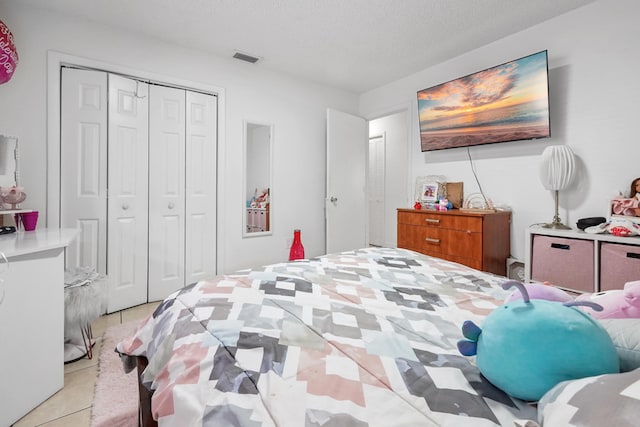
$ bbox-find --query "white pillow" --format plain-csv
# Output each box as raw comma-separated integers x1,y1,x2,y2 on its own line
537,369,640,427
598,319,640,372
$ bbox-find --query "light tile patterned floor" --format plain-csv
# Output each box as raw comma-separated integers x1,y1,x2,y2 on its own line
13,302,160,427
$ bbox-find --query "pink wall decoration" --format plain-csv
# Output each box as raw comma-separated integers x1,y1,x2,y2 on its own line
0,18,19,85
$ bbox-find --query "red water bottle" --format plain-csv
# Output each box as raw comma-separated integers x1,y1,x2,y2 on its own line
289,229,305,261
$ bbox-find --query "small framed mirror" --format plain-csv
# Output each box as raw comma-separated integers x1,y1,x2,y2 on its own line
0,134,18,188
243,121,273,237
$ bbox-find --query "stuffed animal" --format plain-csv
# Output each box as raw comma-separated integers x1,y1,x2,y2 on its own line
585,217,640,237
458,280,620,401
504,282,573,304
575,280,640,319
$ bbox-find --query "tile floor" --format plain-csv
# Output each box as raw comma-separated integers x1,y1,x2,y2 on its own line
12,302,161,427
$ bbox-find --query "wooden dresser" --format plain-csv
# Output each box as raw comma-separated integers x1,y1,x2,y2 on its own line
397,208,511,275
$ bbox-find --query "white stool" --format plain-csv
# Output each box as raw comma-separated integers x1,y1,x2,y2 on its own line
64,269,107,363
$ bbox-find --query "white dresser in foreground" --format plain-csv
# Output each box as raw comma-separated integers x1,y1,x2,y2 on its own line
0,228,78,427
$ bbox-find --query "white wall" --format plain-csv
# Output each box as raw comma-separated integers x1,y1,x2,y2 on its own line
359,0,640,262
0,2,359,273
369,110,409,248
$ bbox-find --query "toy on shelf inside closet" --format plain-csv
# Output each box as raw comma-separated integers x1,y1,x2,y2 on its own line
0,186,26,210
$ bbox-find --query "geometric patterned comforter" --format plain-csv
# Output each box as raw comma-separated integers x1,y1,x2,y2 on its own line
117,247,537,426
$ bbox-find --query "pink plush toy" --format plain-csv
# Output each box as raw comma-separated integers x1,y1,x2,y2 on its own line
504,282,574,304
575,280,640,319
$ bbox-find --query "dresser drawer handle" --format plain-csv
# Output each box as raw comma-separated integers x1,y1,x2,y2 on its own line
425,237,440,244
627,252,640,259
425,218,440,224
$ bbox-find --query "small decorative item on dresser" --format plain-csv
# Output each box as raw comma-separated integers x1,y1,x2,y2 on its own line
289,229,305,261
16,211,38,231
0,186,26,210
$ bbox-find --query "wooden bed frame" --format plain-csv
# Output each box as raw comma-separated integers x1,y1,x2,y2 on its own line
136,356,157,427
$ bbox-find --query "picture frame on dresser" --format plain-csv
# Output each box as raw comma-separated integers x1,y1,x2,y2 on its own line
420,182,439,202
413,175,445,204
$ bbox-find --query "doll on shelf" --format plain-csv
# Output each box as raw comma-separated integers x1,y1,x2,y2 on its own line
629,177,640,201
610,177,640,217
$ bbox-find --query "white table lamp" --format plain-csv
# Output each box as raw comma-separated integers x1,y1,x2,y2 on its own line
539,145,576,229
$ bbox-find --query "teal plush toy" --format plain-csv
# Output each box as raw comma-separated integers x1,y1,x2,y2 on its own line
457,281,620,401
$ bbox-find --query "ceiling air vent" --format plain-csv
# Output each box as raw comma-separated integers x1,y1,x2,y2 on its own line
233,51,261,64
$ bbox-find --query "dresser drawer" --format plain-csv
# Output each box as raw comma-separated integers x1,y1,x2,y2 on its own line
447,254,482,271
397,210,482,232
600,242,640,291
398,223,443,256
442,229,482,260
531,235,594,293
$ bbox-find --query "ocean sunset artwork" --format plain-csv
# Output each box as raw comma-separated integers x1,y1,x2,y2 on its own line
418,51,550,151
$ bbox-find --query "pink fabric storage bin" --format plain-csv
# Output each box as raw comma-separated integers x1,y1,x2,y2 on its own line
531,235,595,293
600,242,640,291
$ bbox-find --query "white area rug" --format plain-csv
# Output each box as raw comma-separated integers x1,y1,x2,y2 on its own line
91,321,141,427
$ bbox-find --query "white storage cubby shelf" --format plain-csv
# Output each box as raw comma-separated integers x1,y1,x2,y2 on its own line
525,225,640,294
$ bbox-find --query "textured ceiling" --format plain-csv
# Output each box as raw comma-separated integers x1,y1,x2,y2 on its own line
18,0,596,93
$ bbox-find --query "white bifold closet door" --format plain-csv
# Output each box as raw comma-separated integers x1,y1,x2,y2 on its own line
107,74,150,311
61,67,217,313
148,85,186,301
148,86,218,299
60,69,108,274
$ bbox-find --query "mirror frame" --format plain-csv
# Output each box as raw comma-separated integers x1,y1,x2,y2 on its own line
242,120,274,238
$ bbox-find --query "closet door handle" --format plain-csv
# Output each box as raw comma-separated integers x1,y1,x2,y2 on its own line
122,203,129,210
168,202,175,209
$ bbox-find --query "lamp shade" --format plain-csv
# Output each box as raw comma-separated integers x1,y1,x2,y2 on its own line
540,145,575,191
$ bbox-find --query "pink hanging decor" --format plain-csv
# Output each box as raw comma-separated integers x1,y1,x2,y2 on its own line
288,229,305,261
0,18,19,85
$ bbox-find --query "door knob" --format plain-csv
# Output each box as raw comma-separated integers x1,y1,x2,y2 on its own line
330,196,338,203
168,202,175,209
122,203,129,210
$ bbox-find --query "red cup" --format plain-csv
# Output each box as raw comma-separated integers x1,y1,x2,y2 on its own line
18,211,39,231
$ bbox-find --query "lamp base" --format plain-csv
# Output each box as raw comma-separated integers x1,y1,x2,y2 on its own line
542,221,572,230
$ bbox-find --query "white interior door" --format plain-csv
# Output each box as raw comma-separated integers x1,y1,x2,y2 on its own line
185,91,217,285
368,135,385,246
148,85,186,301
107,74,149,312
326,108,367,254
60,68,108,274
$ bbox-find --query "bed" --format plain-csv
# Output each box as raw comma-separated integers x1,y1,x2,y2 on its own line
116,247,636,426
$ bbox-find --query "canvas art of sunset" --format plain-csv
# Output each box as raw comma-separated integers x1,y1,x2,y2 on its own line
417,50,550,151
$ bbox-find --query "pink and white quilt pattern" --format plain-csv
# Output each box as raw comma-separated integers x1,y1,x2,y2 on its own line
117,247,537,426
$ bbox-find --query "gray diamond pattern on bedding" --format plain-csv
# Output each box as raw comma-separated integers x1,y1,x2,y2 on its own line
117,247,537,426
